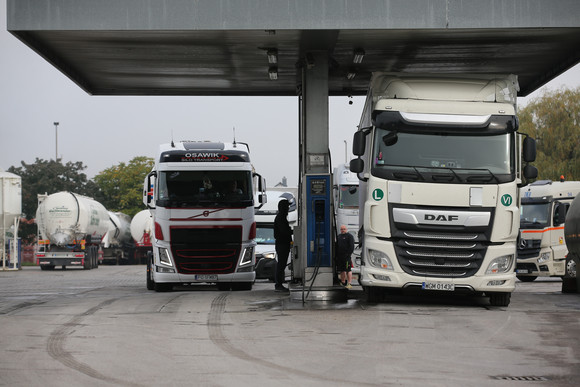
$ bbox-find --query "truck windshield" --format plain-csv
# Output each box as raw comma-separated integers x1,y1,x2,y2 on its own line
371,129,514,184
338,185,359,209
157,170,253,208
520,203,550,228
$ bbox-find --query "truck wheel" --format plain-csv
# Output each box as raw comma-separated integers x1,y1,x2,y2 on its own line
562,278,577,293
489,292,511,307
154,282,173,292
366,286,382,303
146,257,155,291
516,275,537,282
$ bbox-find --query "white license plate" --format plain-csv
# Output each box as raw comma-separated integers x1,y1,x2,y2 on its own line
422,282,455,291
194,274,218,281
516,269,529,274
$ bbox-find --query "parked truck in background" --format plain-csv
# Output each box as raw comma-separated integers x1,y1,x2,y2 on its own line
144,141,266,291
36,192,109,270
517,179,580,282
350,73,537,306
563,195,580,293
254,190,297,281
101,211,133,265
131,209,153,265
333,163,361,272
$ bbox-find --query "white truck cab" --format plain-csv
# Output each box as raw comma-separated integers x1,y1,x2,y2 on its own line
517,179,580,281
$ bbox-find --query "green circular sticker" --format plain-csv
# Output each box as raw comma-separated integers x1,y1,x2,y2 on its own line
372,188,384,201
500,194,513,206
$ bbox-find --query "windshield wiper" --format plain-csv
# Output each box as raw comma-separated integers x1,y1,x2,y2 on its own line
393,166,426,181
465,169,500,183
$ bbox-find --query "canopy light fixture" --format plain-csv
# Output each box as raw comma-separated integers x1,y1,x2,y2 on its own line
353,49,365,64
267,49,278,64
269,67,278,80
347,71,356,80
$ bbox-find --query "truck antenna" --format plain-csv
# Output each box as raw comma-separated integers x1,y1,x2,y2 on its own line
233,127,237,147
171,130,175,148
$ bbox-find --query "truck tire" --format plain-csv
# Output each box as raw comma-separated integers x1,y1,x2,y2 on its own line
489,292,511,307
146,257,155,291
562,256,578,293
516,275,537,282
366,286,382,303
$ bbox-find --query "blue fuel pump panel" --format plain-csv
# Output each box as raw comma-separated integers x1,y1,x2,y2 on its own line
306,175,332,267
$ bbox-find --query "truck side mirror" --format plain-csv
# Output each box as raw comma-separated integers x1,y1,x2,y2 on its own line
523,136,536,163
144,172,156,209
350,158,364,173
554,203,567,225
523,164,538,180
352,130,367,156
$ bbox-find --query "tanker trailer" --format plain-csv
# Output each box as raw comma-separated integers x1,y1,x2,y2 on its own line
130,209,152,265
35,192,109,270
102,211,133,265
563,195,580,293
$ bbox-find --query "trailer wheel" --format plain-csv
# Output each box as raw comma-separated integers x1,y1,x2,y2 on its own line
516,275,537,282
562,256,578,293
146,256,155,291
489,292,511,307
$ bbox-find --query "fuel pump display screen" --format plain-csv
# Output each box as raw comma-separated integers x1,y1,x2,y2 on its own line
310,179,327,195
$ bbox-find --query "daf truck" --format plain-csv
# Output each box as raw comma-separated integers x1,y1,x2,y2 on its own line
517,179,580,282
350,73,537,306
144,141,266,291
36,192,109,270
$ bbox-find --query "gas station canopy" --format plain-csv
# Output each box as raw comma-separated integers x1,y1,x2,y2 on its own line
7,0,580,97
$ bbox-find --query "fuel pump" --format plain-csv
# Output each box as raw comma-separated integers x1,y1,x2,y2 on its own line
303,174,333,290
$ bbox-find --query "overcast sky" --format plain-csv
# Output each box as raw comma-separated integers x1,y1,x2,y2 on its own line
1,0,580,188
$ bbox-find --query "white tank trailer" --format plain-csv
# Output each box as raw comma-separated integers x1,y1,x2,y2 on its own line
36,191,109,270
130,209,153,264
1,171,22,270
102,211,133,264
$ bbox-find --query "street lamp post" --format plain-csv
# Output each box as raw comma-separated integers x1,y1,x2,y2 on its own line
53,122,59,161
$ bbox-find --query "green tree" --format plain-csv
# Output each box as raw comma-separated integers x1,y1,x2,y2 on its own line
518,87,580,181
93,156,154,218
7,158,99,243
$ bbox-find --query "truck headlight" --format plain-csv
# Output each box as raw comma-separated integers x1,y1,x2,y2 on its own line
158,247,173,266
367,249,393,270
485,254,514,274
537,252,551,264
238,247,254,271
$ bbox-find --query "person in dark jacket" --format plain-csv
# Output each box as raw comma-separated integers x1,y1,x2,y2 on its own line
336,225,355,289
274,199,292,292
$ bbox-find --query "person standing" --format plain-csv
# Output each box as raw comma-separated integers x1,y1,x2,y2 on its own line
336,225,355,289
274,199,292,292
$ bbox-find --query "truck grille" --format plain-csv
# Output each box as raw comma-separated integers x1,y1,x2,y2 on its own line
389,205,492,278
170,227,242,274
516,239,541,259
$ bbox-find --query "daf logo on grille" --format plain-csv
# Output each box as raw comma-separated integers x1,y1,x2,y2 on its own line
519,239,527,249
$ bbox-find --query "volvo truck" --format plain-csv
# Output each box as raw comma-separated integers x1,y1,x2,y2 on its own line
350,73,537,306
144,141,266,291
517,179,580,282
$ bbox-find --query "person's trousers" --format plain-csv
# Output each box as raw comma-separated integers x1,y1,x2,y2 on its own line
275,243,290,287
